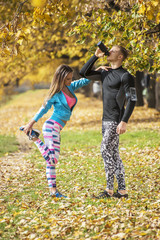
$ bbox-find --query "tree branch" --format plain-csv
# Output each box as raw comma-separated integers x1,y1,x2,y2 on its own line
145,23,160,35
0,0,29,30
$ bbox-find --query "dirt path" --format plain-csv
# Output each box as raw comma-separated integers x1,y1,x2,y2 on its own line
0,151,33,195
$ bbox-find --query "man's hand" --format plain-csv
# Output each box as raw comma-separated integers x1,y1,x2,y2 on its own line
116,121,127,134
96,66,112,71
95,48,105,58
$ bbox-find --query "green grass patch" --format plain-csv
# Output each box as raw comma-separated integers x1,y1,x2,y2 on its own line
61,130,102,150
0,135,19,157
61,129,160,149
120,129,160,148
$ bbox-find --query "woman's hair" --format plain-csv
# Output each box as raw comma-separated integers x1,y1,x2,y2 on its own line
44,64,73,106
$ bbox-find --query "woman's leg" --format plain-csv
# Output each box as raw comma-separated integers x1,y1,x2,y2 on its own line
34,119,62,191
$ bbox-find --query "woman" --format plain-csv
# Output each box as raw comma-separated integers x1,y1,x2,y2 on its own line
20,64,90,198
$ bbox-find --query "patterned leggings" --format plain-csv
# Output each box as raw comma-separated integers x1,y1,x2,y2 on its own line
101,121,126,190
34,119,63,188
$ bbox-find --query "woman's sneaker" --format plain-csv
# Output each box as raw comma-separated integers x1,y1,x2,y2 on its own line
50,190,67,198
19,126,41,140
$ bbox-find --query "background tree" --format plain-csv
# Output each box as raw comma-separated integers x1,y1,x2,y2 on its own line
0,0,159,109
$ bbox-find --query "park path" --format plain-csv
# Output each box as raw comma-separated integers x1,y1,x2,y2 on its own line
0,151,32,195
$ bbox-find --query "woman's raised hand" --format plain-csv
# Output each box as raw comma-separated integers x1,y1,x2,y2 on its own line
23,119,36,135
95,66,112,71
23,124,32,135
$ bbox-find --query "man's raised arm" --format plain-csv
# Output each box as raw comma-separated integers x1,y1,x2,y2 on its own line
79,48,105,81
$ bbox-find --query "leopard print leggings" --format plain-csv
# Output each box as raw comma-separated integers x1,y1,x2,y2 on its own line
101,121,126,190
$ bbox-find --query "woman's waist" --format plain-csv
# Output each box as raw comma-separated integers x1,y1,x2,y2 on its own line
50,113,69,127
61,119,67,124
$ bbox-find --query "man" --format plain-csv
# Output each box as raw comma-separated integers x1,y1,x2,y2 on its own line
80,45,137,198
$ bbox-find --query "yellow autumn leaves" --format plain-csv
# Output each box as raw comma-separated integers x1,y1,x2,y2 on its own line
31,0,47,8
138,0,160,22
31,0,81,8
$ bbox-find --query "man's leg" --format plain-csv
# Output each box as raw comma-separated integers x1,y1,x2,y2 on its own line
112,133,126,194
101,121,118,195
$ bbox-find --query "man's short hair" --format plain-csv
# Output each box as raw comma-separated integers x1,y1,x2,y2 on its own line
114,45,129,60
118,46,129,60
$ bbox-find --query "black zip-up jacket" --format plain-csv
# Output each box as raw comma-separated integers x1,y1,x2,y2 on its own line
80,55,136,123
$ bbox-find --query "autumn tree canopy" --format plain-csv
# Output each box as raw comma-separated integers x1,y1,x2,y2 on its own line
0,0,160,98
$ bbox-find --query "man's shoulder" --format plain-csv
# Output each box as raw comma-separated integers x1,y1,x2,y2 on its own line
120,68,134,81
120,67,129,75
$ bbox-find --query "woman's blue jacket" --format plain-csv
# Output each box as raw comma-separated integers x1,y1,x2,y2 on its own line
33,78,90,126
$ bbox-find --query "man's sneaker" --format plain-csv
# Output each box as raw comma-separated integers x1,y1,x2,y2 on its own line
93,190,112,199
19,126,41,140
113,190,128,199
50,190,67,198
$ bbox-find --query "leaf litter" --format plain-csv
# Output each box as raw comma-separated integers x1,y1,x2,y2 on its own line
0,91,160,239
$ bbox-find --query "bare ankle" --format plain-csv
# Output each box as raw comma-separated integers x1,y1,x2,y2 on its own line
118,190,127,195
32,137,38,142
106,189,114,196
50,187,57,194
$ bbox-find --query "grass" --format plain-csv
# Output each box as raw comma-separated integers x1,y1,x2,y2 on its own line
120,129,160,148
0,129,158,158
61,130,102,149
61,129,160,149
0,90,160,239
0,129,160,239
0,135,19,157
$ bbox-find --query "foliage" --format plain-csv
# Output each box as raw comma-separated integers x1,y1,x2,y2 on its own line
0,0,160,99
70,0,160,74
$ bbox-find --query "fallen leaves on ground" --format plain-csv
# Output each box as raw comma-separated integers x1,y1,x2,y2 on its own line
0,90,160,239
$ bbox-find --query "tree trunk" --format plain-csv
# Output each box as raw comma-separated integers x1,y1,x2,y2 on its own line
135,71,144,106
155,74,160,112
15,78,20,87
147,73,156,108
